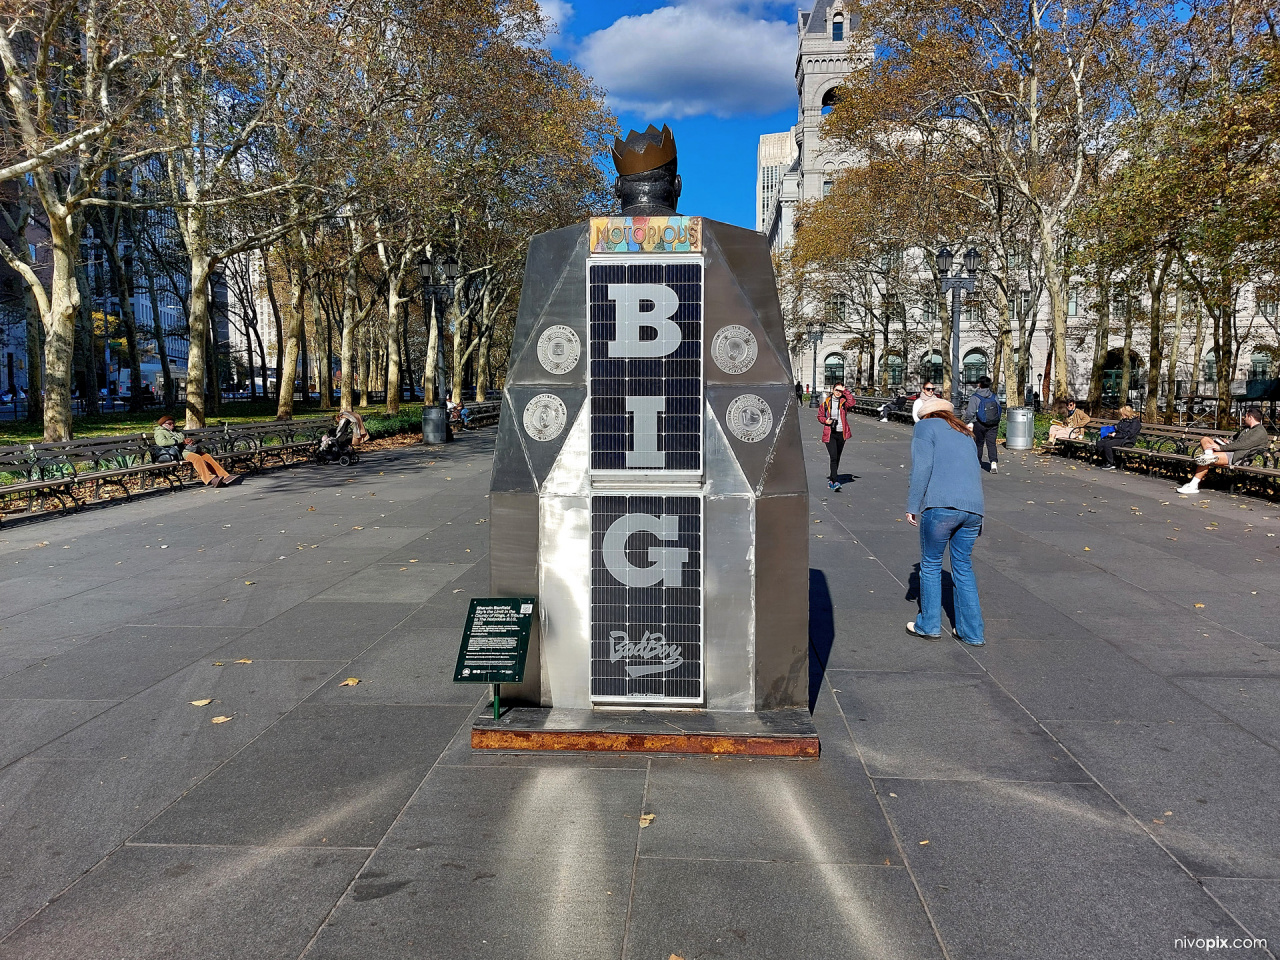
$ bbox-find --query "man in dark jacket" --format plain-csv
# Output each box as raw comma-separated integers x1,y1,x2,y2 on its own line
1097,405,1142,470
1177,406,1270,494
963,376,1001,474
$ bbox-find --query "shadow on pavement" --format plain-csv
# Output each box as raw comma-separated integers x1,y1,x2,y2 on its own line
808,567,834,712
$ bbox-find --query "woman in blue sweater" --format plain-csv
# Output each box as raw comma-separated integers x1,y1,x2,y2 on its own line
905,397,986,646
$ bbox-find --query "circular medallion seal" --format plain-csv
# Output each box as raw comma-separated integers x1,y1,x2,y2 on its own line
726,394,773,443
537,325,581,375
711,324,758,375
522,394,568,442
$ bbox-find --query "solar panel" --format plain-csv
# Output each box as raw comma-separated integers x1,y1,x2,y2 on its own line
588,259,703,474
590,494,703,702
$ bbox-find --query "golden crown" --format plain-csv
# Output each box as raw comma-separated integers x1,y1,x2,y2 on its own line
612,124,677,176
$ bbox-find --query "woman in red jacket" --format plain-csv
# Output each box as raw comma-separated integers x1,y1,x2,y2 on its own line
817,383,855,491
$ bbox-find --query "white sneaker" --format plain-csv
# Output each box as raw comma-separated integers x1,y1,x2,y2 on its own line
990,463,998,474
1176,482,1199,494
1194,451,1219,466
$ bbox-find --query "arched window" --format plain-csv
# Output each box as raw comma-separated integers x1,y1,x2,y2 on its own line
832,14,844,41
1251,351,1273,380
885,353,904,387
823,353,846,387
1201,351,1217,383
962,349,988,385
821,87,840,116
919,352,943,384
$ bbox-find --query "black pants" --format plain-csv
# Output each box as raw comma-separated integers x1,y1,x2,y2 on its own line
825,432,846,482
972,422,998,464
1098,437,1127,466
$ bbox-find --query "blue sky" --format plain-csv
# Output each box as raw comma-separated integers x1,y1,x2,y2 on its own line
539,1,803,229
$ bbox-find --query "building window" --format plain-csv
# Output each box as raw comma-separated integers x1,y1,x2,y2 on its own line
832,15,844,41
963,349,988,385
1067,287,1078,317
823,354,846,386
826,296,848,324
823,179,833,197
920,352,943,383
1251,351,1272,380
885,354,904,386
1258,292,1278,318
1201,351,1217,383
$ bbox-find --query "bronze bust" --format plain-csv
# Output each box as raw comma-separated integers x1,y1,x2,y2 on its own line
612,124,681,216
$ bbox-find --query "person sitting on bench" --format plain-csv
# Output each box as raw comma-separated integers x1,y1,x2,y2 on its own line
1097,405,1141,471
154,416,241,487
1177,406,1269,494
1048,398,1091,445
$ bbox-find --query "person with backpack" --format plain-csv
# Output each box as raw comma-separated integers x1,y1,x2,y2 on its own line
817,382,855,491
964,376,1002,474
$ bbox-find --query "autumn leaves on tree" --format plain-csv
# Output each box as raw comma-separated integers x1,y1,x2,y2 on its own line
0,0,614,438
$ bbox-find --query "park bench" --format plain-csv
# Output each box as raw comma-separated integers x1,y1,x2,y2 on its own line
179,417,330,472
0,435,183,522
851,395,915,426
456,400,502,429
1052,418,1279,490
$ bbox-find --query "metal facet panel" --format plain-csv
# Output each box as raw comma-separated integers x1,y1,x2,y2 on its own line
703,493,756,711
758,398,810,497
753,493,810,710
490,399,538,494
704,222,794,368
489,492,542,704
705,384,800,491
506,385,587,489
702,238,792,387
506,226,591,385
538,495,593,708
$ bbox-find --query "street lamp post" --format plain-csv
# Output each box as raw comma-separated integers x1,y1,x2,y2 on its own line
805,320,827,406
418,254,460,443
936,247,981,409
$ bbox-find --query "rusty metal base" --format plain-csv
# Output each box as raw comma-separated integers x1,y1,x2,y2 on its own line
471,706,819,758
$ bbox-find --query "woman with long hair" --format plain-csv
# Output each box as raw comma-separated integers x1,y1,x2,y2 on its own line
905,397,986,646
1097,405,1142,471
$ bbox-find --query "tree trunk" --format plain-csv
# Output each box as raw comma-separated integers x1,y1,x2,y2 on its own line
384,270,405,414
23,282,43,424
276,232,308,419
1163,282,1183,425
1144,259,1170,423
264,258,285,399
1119,291,1134,406
939,291,952,398
74,258,100,416
475,324,492,402
42,234,80,441
308,278,328,410
1086,272,1111,415
184,246,212,428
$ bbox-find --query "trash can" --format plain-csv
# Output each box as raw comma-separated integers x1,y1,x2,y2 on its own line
422,405,450,444
1005,407,1035,450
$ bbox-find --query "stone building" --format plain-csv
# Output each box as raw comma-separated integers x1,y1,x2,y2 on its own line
759,0,1278,411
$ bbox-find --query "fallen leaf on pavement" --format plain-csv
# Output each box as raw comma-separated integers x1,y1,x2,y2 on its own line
339,677,360,686
1194,603,1205,608
639,814,655,828
212,662,225,666
234,658,253,664
919,840,930,845
244,581,255,585
210,716,232,724
352,526,364,530
190,699,213,706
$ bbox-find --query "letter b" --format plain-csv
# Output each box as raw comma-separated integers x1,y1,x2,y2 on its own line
607,284,682,358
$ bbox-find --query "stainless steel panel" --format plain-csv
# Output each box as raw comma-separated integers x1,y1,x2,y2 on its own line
507,227,591,385
702,241,792,387
506,385,587,489
705,383,801,492
538,495,593,708
753,493,810,709
704,493,756,711
759,396,810,497
490,396,538,494
704,221,793,370
490,491,542,704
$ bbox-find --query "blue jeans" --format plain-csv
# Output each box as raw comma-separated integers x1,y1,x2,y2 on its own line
914,507,985,640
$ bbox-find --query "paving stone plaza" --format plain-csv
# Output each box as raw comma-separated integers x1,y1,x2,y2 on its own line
0,418,1277,960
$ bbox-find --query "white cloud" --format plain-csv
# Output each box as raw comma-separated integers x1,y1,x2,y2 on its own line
576,1,797,120
538,0,574,36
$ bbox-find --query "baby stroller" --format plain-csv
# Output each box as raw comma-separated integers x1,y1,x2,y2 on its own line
317,411,368,466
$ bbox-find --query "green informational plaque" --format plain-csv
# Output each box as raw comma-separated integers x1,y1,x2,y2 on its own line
454,598,535,685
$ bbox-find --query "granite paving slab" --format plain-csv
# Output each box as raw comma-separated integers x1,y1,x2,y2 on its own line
0,845,367,960
0,699,116,767
134,703,471,848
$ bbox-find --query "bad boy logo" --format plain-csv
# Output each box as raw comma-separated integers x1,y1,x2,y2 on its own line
609,630,684,677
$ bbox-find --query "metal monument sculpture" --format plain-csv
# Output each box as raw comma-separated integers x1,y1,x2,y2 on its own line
490,124,808,714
